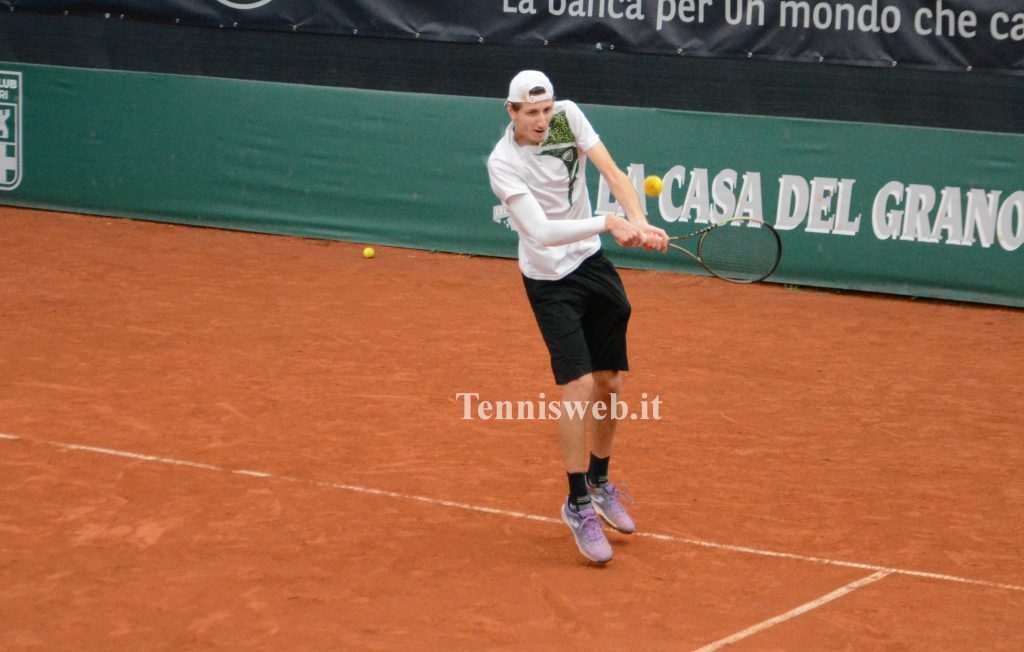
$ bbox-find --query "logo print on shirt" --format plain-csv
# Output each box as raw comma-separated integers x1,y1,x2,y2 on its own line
539,112,579,205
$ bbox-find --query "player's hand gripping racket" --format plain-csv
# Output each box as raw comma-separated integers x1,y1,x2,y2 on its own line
667,217,781,283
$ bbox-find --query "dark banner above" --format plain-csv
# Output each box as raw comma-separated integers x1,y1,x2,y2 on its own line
4,1,1022,74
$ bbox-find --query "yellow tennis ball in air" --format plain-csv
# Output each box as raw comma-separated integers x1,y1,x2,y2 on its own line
643,175,664,197
362,246,376,259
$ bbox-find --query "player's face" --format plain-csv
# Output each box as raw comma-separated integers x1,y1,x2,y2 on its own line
509,99,554,146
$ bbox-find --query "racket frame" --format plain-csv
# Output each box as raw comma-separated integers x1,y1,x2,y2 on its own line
667,217,781,284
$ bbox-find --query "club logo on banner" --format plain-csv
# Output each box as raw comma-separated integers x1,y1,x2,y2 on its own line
0,71,22,191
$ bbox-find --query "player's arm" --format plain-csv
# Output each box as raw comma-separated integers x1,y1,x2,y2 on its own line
585,142,668,252
506,192,639,248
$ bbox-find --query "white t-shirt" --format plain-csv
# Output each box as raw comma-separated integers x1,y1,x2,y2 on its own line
487,100,605,281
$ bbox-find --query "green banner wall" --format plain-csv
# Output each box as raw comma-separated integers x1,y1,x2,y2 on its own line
1,63,1021,307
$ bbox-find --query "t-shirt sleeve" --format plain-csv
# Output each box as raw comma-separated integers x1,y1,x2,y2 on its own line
563,101,601,153
487,156,530,204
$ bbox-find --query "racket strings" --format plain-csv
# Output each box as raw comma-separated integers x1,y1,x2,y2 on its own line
697,221,780,282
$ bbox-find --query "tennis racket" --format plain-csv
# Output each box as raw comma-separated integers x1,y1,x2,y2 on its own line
667,217,781,283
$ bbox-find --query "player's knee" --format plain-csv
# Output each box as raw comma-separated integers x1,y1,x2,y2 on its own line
563,373,595,399
593,371,622,397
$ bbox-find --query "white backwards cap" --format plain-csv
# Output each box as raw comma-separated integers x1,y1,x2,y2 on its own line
506,70,554,104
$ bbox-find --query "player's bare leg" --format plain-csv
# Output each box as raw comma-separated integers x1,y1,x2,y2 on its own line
557,373,612,562
588,370,623,458
557,373,593,473
585,370,636,534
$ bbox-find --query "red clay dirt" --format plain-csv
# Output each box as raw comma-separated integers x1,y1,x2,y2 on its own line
1,207,1022,650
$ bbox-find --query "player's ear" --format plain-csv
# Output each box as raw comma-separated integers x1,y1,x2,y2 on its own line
505,101,518,121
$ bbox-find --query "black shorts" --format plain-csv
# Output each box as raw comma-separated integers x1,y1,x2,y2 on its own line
522,251,632,385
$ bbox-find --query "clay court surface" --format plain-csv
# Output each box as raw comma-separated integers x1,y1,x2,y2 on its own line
1,206,1022,650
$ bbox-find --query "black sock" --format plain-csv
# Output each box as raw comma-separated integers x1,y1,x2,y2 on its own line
567,472,591,511
587,454,610,487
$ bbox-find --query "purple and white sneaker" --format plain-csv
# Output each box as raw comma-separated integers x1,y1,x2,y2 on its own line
587,480,636,534
560,500,613,564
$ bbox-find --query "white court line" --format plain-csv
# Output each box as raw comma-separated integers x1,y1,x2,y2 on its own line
3,432,1023,594
233,469,274,478
633,531,1024,592
61,443,223,471
692,570,893,652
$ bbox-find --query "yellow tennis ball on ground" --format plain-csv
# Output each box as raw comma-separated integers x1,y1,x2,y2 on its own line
643,175,664,197
362,246,375,259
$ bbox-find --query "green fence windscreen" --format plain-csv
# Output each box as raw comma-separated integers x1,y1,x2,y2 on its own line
2,63,1021,306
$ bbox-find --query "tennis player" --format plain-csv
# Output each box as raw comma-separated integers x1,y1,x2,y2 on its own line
487,70,667,563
